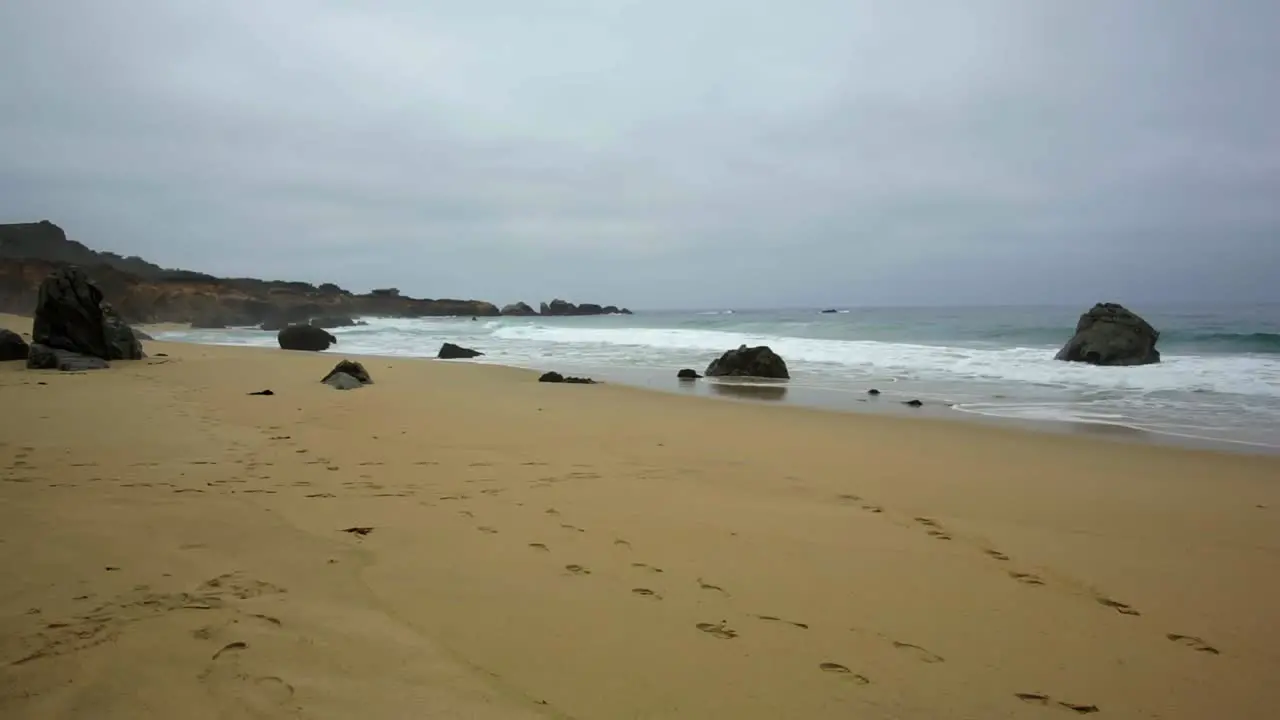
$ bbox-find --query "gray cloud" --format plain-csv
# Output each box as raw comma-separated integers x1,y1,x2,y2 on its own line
2,0,1277,308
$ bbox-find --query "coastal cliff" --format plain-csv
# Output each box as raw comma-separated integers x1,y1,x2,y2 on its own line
0,221,502,324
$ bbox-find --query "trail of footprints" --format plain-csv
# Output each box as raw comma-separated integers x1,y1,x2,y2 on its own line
136,436,1211,711
836,488,1222,684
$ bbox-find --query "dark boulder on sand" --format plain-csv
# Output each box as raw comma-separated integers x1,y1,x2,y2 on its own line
0,328,29,361
677,368,701,380
1055,303,1160,366
438,342,483,359
31,267,143,363
322,359,372,386
705,345,789,379
278,324,336,351
539,371,596,384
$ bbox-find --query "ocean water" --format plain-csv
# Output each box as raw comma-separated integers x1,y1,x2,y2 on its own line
154,305,1280,452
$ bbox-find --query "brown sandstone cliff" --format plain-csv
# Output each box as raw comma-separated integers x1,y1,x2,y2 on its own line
0,221,500,324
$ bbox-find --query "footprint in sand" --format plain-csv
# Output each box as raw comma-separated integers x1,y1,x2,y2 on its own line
1167,634,1220,654
754,614,809,630
984,549,1011,561
632,562,664,573
695,621,738,640
560,523,586,533
926,529,953,540
201,642,296,713
1009,571,1046,586
1014,693,1100,714
1096,597,1140,616
564,564,591,575
458,510,474,518
528,543,550,552
818,663,871,684
613,539,632,548
837,494,862,502
545,508,560,516
697,578,730,596
477,526,498,535
891,641,945,663
859,504,883,513
631,588,662,600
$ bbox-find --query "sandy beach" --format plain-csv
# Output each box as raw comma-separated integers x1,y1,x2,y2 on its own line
2,313,1279,719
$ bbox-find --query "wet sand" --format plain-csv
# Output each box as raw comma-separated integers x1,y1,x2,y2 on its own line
2,313,1279,719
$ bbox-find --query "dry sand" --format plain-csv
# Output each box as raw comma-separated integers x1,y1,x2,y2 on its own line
2,312,1279,719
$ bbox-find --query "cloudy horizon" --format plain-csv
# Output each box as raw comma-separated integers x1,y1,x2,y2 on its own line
1,1,1277,310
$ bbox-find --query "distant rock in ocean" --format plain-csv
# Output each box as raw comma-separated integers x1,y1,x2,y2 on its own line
538,299,632,316
1055,303,1161,366
500,301,538,316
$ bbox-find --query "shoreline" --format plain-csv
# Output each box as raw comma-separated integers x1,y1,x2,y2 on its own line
142,320,1278,456
131,315,1280,457
526,360,1280,457
5,314,1280,718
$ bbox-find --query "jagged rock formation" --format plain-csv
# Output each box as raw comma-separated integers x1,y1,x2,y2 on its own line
29,266,143,367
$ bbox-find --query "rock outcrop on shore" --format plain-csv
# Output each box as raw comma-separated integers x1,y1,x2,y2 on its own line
0,220,501,326
1055,303,1161,366
538,299,632,316
27,266,144,370
705,345,790,379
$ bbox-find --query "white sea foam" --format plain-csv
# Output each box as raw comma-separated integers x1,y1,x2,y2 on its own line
490,324,1280,398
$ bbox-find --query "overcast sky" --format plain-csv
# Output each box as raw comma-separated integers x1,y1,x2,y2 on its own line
1,1,1277,309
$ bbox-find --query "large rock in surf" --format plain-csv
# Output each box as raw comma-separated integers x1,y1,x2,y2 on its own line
277,324,336,352
1055,303,1160,366
30,267,143,364
705,345,790,379
438,342,483,359
0,328,29,361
